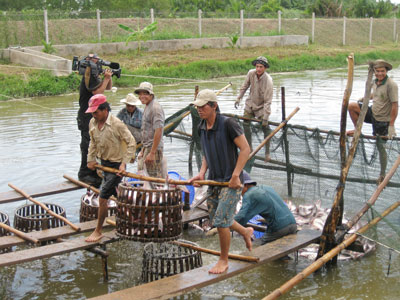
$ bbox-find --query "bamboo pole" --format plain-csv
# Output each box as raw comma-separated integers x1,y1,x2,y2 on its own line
336,154,400,241
0,222,40,245
8,183,81,232
172,240,260,263
281,87,292,196
263,199,400,300
63,175,117,202
317,55,363,260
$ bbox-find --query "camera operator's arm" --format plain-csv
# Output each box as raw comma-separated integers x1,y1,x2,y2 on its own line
93,69,112,95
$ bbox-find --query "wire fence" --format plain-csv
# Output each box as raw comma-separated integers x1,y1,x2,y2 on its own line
0,9,399,48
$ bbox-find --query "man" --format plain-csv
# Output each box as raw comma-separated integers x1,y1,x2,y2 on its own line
134,82,165,178
235,56,273,161
189,89,253,274
347,59,398,183
85,94,136,242
117,93,143,143
235,172,297,245
77,53,113,187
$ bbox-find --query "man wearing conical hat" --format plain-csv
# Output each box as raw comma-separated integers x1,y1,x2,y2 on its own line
235,56,273,161
348,59,398,183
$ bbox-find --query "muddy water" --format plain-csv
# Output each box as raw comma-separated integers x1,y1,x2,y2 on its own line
0,66,399,299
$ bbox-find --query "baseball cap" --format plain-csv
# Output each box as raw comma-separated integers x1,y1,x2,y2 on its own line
192,89,218,107
85,94,107,113
242,171,257,185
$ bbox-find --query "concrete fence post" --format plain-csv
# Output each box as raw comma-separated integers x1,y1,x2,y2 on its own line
394,17,397,42
198,9,202,37
150,8,155,36
369,17,373,45
44,9,49,44
311,12,315,43
96,9,101,41
240,9,244,45
343,16,346,46
278,10,282,34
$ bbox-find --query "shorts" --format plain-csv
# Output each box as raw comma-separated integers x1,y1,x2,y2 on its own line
358,103,389,136
206,186,241,228
99,160,122,199
138,147,163,178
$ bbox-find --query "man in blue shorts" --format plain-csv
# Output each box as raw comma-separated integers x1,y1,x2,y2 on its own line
189,89,253,274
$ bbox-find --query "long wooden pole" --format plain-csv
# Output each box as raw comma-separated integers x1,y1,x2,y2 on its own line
281,87,292,196
8,183,81,232
263,199,400,300
63,175,117,201
0,222,40,245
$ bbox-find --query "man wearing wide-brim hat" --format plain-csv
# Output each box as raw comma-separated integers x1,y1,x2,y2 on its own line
235,56,273,161
117,93,143,143
134,81,165,178
348,59,398,183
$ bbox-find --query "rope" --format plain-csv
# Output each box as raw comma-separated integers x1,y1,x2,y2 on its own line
356,232,400,254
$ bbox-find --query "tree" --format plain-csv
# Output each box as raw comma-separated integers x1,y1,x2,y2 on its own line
119,21,158,55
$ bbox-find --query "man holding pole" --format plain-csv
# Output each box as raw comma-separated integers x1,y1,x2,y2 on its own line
235,56,273,161
347,59,398,183
189,89,253,274
85,94,136,242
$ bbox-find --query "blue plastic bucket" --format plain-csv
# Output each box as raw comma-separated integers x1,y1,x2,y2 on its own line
248,214,265,239
168,171,195,205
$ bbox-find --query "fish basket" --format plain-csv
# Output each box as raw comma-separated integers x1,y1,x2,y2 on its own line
141,240,203,283
79,192,117,222
116,182,183,242
0,212,11,253
14,203,66,232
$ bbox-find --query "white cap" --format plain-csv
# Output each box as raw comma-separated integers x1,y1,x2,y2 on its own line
192,89,218,107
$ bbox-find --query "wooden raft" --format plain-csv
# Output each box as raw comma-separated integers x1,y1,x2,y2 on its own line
89,229,321,300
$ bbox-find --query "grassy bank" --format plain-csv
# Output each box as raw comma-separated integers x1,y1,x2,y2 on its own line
1,44,400,100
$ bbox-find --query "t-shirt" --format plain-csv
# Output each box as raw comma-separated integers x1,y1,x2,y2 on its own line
372,76,398,122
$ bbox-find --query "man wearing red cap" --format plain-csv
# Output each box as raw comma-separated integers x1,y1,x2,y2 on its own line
85,94,136,242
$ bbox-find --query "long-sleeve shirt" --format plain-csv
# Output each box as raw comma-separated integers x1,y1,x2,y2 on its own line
116,107,143,129
141,99,165,149
237,69,273,121
234,185,296,233
87,113,136,165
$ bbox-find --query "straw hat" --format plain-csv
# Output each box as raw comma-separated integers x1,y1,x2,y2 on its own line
134,82,154,95
373,59,392,71
120,93,141,106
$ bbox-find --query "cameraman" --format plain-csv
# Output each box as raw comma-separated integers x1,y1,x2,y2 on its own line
77,54,113,186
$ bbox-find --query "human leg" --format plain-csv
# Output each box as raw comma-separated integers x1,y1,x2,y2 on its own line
262,123,271,161
78,130,101,186
376,137,387,184
347,102,361,130
230,220,253,251
243,111,254,151
260,223,297,245
209,227,231,274
85,196,107,242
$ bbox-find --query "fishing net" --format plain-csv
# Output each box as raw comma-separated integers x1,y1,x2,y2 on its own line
162,105,400,252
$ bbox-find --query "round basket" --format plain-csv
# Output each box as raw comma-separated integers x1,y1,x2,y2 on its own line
0,212,11,253
141,240,203,283
14,203,66,232
116,182,183,242
79,193,117,222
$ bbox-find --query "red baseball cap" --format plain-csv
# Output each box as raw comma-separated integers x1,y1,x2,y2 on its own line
86,94,107,113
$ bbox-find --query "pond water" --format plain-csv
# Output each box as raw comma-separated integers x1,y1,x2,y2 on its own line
0,65,399,300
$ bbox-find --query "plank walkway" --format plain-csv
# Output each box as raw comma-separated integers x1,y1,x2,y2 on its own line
90,229,321,300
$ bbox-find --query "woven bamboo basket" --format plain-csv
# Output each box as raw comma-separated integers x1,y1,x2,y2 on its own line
14,203,66,232
116,182,183,242
79,193,117,222
141,240,202,283
0,212,11,253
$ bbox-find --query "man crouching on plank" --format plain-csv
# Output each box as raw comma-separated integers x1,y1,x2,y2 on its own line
189,89,253,274
85,94,136,242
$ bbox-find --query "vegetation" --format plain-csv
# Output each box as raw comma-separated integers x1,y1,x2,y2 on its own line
41,40,56,54
119,22,158,55
2,45,400,100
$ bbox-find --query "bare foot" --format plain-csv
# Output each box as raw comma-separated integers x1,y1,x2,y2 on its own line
209,259,229,274
346,130,355,136
264,154,271,163
85,231,104,242
243,227,254,251
376,175,385,185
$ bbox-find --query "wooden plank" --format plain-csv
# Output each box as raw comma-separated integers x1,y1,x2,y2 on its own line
0,231,117,267
0,181,83,204
0,208,208,250
90,229,321,300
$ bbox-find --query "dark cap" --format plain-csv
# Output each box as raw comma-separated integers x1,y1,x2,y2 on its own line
243,171,257,185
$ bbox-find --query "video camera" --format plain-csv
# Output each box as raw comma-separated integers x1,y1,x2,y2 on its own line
72,55,122,79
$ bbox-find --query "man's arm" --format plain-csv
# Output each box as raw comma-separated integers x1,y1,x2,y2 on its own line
189,157,208,186
262,75,273,125
92,69,112,95
230,134,251,189
235,71,252,108
87,125,97,170
390,102,398,126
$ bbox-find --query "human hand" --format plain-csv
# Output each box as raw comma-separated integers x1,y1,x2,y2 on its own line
228,174,242,189
188,173,205,187
262,119,268,127
144,151,156,164
388,125,396,139
117,163,126,177
234,98,241,109
103,69,112,79
87,161,97,170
